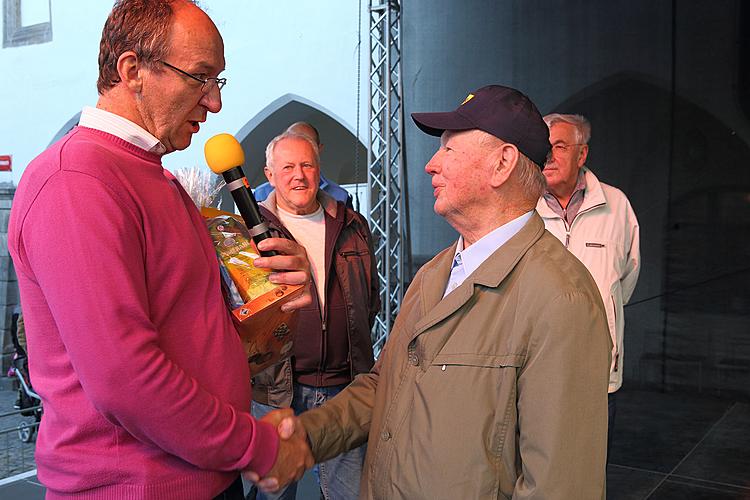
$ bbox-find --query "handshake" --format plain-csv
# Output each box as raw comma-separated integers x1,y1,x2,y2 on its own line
244,409,314,493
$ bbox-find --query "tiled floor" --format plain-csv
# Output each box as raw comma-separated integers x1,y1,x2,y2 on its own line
607,390,750,500
1,388,748,499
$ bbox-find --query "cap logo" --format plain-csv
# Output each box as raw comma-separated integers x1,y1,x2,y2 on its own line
461,93,475,105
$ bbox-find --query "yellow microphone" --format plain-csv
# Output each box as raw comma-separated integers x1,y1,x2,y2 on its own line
205,133,277,256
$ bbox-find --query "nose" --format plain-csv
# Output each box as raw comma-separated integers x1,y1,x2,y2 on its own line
545,148,554,165
425,151,441,175
200,86,222,113
291,165,306,179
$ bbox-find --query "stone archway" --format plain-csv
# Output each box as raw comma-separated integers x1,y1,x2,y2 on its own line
48,112,81,147
234,94,367,187
214,94,368,212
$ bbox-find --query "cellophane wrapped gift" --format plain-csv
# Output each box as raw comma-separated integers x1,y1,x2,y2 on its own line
202,207,303,374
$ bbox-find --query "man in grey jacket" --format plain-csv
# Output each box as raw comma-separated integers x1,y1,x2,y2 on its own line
536,113,640,457
256,85,612,499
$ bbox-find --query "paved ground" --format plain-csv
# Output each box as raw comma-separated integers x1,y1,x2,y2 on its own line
0,380,38,481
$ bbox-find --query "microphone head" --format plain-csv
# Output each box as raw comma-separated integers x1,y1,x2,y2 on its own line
205,133,246,174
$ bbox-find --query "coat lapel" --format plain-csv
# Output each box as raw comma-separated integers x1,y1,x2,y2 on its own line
411,214,546,341
412,242,470,336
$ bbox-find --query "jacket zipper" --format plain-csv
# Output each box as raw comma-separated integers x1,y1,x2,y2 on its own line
560,201,606,249
552,197,573,248
316,206,348,386
262,201,360,388
317,317,326,387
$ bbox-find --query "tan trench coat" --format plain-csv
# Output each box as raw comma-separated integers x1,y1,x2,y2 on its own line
300,214,612,499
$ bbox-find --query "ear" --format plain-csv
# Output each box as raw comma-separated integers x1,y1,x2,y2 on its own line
577,144,589,167
264,165,275,186
117,51,144,93
489,143,518,189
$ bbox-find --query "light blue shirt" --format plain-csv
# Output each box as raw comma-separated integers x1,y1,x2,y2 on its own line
443,210,534,298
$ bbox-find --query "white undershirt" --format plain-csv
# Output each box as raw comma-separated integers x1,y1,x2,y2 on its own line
79,106,166,154
276,204,326,311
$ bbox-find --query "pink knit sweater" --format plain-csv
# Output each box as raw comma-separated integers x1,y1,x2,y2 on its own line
8,127,278,499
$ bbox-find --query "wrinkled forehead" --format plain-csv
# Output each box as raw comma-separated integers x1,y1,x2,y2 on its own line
275,137,319,162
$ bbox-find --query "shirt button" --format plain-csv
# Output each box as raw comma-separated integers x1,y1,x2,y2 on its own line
381,430,391,441
409,354,420,366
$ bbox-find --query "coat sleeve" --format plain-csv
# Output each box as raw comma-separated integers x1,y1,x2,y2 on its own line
298,340,386,462
620,199,640,304
513,290,611,500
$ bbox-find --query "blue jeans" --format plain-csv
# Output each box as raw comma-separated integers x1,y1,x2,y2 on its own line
251,383,366,500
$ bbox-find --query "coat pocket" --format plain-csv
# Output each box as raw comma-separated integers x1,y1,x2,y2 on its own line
339,249,369,258
414,352,523,493
431,352,525,369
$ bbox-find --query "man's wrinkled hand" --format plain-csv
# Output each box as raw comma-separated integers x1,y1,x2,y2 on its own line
243,410,314,493
253,238,312,312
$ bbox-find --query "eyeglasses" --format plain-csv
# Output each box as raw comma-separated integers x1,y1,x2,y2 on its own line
159,60,227,94
547,142,585,161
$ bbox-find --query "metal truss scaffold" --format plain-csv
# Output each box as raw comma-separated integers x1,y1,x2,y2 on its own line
368,0,406,357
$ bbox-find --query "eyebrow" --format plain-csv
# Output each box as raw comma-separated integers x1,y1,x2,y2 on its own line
189,62,224,75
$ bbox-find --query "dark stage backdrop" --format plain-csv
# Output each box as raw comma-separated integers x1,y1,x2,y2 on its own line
401,0,750,397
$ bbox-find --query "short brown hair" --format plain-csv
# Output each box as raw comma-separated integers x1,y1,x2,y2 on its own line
96,0,196,94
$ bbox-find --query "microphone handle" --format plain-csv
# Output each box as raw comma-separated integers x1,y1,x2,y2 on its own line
221,167,278,257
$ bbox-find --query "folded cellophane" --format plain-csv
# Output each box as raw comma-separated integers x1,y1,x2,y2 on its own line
206,214,278,307
202,207,303,374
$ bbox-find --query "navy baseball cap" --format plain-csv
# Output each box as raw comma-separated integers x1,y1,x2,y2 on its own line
411,85,551,167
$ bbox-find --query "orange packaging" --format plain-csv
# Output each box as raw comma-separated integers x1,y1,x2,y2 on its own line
202,207,304,374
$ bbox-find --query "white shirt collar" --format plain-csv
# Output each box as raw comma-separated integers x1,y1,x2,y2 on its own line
79,106,166,155
445,210,534,296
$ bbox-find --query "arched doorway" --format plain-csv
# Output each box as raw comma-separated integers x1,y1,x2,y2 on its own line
234,93,367,187
48,112,81,147
215,94,368,212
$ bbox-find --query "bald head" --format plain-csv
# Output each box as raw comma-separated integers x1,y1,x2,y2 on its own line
99,0,188,93
286,122,321,148
96,0,225,153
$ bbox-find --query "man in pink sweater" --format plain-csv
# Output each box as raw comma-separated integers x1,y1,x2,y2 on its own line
7,1,313,498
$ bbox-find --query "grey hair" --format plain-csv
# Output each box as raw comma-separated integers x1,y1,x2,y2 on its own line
543,113,591,145
265,131,320,169
478,131,546,202
515,153,547,202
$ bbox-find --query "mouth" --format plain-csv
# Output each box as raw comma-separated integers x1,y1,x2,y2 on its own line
189,120,204,133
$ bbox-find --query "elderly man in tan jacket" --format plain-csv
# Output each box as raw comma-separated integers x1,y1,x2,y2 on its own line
256,85,612,499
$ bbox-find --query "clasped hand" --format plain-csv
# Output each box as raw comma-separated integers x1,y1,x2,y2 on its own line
243,409,314,493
